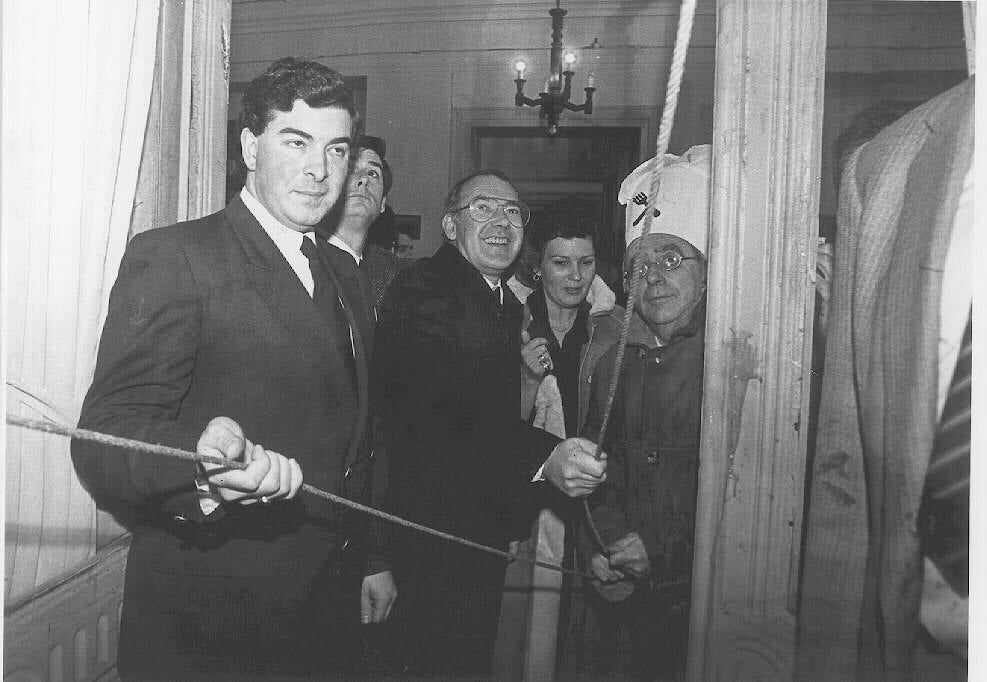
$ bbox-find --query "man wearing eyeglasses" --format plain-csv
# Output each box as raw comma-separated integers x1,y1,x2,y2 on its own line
576,145,710,680
373,169,609,675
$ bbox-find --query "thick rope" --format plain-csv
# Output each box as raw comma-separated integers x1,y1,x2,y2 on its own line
584,0,698,557
7,414,594,580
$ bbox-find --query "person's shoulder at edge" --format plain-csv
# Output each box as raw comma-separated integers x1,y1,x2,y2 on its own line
376,248,451,321
853,77,973,187
126,203,231,256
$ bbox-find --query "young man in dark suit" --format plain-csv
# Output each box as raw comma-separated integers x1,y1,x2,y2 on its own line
72,57,396,680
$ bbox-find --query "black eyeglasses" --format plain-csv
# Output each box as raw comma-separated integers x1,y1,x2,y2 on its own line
624,250,698,278
449,196,531,228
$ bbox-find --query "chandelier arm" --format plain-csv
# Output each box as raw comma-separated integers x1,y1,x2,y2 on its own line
516,94,546,108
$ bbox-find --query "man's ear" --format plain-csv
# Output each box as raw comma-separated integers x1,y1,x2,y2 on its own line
380,196,387,215
240,127,258,172
441,214,457,241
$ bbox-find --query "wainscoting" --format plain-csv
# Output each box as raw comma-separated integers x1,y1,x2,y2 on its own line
4,539,128,682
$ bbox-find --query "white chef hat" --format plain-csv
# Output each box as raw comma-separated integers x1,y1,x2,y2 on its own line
618,143,711,255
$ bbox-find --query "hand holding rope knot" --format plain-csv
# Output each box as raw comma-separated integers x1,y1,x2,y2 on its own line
198,416,303,505
588,532,651,601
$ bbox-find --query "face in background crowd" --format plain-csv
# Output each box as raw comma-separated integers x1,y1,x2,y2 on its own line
538,236,596,310
344,147,387,221
394,232,415,258
625,233,706,341
241,100,353,232
442,173,526,278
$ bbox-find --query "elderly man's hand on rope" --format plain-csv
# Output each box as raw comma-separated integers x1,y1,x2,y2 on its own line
607,532,651,578
543,437,607,497
198,416,303,505
589,551,637,601
587,533,651,601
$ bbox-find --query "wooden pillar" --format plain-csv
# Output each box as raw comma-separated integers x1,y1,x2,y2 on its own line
186,0,232,219
687,1,826,680
132,0,231,237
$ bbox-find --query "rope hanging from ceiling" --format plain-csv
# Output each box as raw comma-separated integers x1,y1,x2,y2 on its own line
584,0,699,557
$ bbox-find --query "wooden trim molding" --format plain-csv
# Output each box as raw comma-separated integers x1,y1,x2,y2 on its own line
688,1,826,680
4,539,129,682
133,0,231,236
186,0,232,220
232,0,715,35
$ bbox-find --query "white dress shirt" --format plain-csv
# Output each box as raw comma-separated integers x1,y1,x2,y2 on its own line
328,233,362,265
240,187,317,296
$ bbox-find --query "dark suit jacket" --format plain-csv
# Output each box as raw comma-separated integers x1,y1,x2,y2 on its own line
374,242,560,547
373,242,560,672
71,196,379,677
798,78,973,680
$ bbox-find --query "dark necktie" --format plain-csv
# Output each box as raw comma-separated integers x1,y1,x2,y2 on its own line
300,236,356,386
919,311,971,596
492,284,502,306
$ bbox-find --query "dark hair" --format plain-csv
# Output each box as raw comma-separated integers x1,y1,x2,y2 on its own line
238,57,357,137
515,198,599,288
356,135,392,195
443,169,518,215
833,100,917,187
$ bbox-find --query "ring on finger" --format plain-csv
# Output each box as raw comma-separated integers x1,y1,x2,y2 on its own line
260,495,271,505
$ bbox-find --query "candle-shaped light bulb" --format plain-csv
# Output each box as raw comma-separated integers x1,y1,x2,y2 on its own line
514,59,526,80
587,71,596,88
563,52,577,69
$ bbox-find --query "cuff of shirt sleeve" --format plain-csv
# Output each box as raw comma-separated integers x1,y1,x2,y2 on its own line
195,469,222,516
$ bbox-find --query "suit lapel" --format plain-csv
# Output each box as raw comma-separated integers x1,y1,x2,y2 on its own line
224,198,350,386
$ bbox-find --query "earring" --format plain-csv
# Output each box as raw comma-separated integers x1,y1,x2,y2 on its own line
532,271,542,283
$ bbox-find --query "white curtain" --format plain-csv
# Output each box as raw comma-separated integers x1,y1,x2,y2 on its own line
3,0,160,603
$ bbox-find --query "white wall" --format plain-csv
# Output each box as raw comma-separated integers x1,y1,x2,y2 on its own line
231,0,718,256
228,0,966,256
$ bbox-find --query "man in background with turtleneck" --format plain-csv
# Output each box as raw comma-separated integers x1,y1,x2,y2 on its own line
318,134,408,304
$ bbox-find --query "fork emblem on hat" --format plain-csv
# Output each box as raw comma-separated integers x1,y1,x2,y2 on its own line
631,192,660,226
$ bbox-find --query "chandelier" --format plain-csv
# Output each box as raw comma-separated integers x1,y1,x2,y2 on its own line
513,0,595,135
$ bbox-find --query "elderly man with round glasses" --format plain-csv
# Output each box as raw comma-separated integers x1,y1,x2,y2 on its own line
576,145,711,681
373,169,609,676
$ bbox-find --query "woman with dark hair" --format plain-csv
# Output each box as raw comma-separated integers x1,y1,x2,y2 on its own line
510,201,622,436
502,200,622,678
